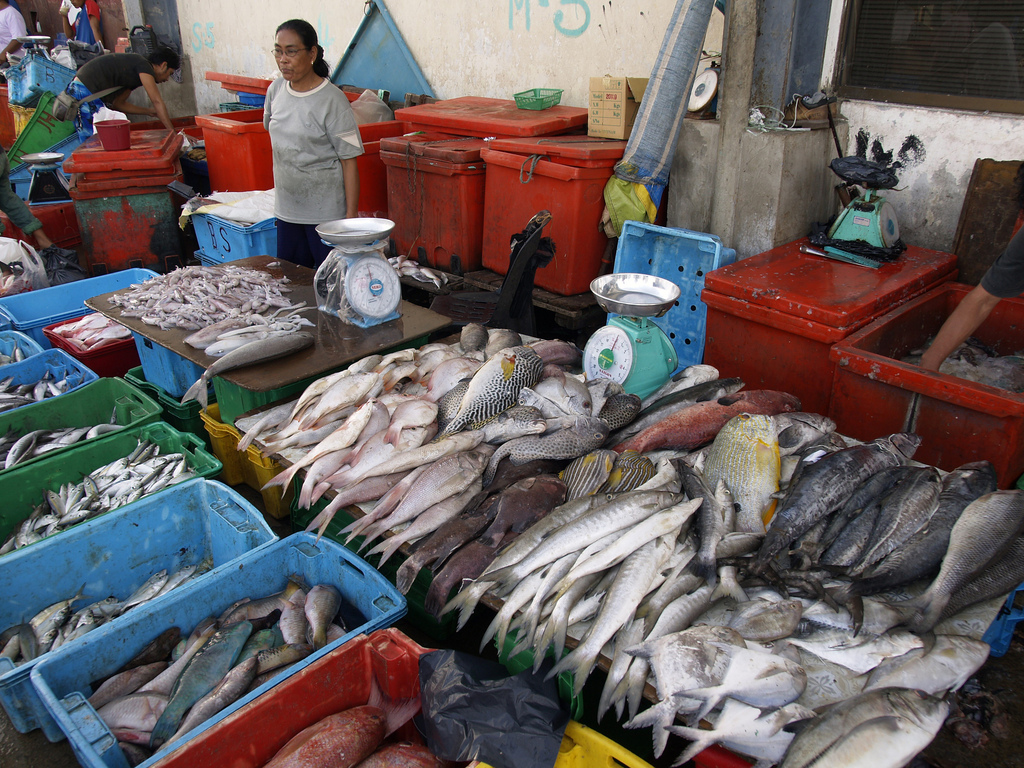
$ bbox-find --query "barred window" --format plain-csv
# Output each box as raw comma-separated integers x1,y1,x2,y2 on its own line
838,0,1023,114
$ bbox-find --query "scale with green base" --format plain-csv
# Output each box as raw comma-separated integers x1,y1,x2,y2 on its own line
583,273,680,400
824,156,901,268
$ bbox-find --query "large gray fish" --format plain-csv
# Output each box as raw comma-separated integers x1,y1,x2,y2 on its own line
483,415,609,485
167,656,259,745
820,499,882,568
181,333,315,409
778,688,949,768
608,377,745,444
484,328,523,358
774,412,837,457
439,346,543,436
817,467,913,557
905,489,1024,633
941,534,1024,620
842,462,998,597
755,433,921,571
863,634,989,696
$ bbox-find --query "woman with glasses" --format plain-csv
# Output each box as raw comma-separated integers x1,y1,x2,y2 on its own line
265,19,363,268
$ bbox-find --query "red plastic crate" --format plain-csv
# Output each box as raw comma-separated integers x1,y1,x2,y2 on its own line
0,200,81,249
0,85,15,148
43,316,140,378
488,135,626,168
148,629,430,768
701,238,958,416
394,96,588,138
382,143,486,273
480,146,614,296
830,282,1024,487
195,108,272,192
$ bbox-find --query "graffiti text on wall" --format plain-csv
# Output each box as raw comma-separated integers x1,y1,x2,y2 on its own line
510,0,590,37
192,23,215,52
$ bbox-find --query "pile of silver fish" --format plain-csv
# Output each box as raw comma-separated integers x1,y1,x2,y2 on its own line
905,336,1024,393
0,564,205,665
88,579,347,763
49,313,132,351
183,306,314,357
0,422,123,469
388,253,448,290
0,366,89,413
0,340,31,366
108,265,302,332
0,440,197,555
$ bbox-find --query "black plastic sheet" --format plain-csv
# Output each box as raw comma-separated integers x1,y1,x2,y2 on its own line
41,245,87,286
418,649,569,768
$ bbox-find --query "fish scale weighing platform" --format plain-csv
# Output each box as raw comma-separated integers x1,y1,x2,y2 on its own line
84,255,452,424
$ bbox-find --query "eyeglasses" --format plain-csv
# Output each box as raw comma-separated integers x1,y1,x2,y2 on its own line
271,47,310,59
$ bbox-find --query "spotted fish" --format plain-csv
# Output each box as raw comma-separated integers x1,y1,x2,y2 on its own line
484,415,610,485
441,346,543,436
598,392,642,431
599,450,656,493
560,450,617,500
436,380,470,433
704,413,780,534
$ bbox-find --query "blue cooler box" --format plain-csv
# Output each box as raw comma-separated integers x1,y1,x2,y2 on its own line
0,478,277,740
30,533,407,767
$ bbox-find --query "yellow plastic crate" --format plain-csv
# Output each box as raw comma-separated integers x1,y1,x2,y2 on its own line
11,105,34,138
200,402,293,519
473,721,654,768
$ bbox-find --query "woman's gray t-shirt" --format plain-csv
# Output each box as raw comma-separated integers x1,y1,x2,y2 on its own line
264,78,363,225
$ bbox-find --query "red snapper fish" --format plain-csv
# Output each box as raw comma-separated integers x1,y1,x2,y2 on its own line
354,742,448,767
263,705,386,768
613,390,801,453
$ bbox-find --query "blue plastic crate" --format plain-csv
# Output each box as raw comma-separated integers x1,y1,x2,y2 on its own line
0,347,97,408
9,132,85,201
0,268,158,347
133,332,211,399
612,221,737,373
195,247,225,267
30,532,407,766
982,582,1024,657
0,329,44,364
191,213,277,263
5,52,76,107
236,90,266,107
0,478,276,740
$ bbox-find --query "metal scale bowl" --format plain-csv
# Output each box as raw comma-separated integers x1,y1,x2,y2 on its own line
20,151,71,204
314,217,401,327
583,273,680,399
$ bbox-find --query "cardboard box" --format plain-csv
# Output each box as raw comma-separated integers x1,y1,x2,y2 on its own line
589,76,648,140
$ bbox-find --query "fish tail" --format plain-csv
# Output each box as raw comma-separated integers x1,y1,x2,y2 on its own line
665,726,715,767
149,698,186,749
684,685,725,724
370,537,401,567
263,464,298,492
312,627,327,651
180,376,206,406
546,646,592,696
691,555,717,585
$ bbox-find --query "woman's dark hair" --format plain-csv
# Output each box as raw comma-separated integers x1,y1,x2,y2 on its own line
148,45,180,71
276,19,329,78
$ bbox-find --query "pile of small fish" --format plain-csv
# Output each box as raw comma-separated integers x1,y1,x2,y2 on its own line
0,366,89,413
183,306,314,357
87,579,350,764
49,313,132,351
262,705,443,768
0,421,123,469
0,340,31,366
108,265,303,332
0,564,205,665
904,336,1024,393
0,440,197,555
388,253,448,290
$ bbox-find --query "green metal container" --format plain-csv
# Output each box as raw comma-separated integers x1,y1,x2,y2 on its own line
0,421,221,547
72,191,184,276
124,366,211,450
0,377,162,476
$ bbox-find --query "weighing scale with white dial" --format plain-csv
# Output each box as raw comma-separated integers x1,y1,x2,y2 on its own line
583,273,681,399
315,217,402,328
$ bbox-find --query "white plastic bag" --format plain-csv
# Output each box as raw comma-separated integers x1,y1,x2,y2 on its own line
0,238,49,296
92,106,129,131
350,89,394,125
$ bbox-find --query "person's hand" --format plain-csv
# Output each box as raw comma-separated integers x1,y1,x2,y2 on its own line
59,0,72,17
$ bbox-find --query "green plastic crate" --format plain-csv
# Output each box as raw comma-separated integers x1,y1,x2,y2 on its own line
513,87,563,110
291,486,458,639
214,334,431,427
0,421,221,547
0,377,162,476
217,102,252,112
6,91,76,167
498,630,583,720
125,366,212,451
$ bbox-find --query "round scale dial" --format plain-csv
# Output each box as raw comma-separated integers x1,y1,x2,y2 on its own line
583,325,634,384
344,256,401,318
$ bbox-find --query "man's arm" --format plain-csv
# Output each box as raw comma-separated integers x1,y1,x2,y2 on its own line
918,284,1002,370
87,4,101,45
0,39,20,64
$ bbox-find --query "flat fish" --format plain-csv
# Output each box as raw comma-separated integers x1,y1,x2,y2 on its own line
440,346,543,436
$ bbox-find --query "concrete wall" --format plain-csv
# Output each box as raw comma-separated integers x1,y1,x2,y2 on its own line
172,1,724,115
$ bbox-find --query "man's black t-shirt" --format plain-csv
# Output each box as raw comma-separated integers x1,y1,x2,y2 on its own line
75,52,156,104
981,227,1024,298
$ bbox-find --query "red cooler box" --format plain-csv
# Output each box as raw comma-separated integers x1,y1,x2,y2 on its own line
394,96,588,138
701,238,958,416
481,136,625,296
381,132,487,273
194,108,271,192
830,282,1024,487
66,130,185,275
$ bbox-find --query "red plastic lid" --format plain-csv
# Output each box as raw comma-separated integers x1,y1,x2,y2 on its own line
379,132,489,163
194,109,266,133
380,149,485,176
394,97,588,138
488,135,626,167
205,71,273,95
702,237,958,330
64,130,184,174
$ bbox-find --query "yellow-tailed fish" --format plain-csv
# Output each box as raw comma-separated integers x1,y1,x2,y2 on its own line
560,450,617,500
703,413,780,534
599,450,656,493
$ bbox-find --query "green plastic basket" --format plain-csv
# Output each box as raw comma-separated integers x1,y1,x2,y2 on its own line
6,91,76,167
217,102,252,112
514,88,564,110
125,366,212,451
